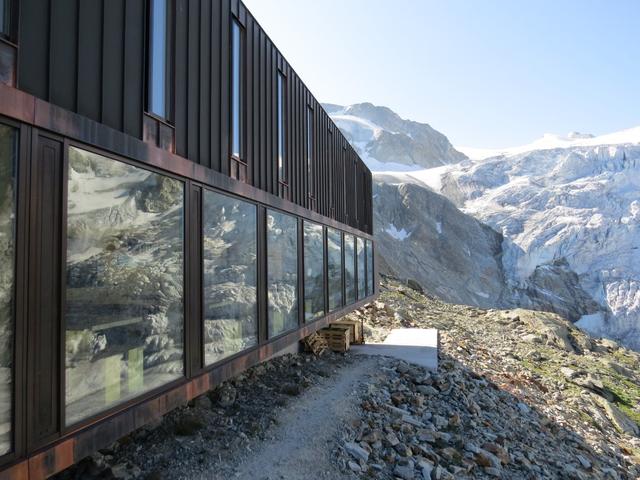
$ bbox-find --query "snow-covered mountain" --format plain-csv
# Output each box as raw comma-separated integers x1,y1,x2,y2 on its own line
328,103,640,350
323,103,467,170
441,133,640,349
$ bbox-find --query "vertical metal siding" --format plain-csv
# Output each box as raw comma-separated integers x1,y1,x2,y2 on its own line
101,0,125,131
49,0,78,112
16,0,373,233
77,0,103,122
123,0,145,140
198,0,211,169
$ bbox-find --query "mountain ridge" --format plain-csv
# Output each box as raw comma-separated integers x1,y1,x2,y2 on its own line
328,103,640,350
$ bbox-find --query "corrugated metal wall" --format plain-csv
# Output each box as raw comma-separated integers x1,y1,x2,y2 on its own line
17,0,372,234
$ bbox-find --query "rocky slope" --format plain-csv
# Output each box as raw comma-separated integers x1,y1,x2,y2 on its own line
336,278,640,479
373,175,507,308
54,279,640,480
324,103,466,170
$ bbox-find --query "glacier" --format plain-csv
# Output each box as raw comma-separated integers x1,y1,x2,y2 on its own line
441,140,640,349
327,102,640,350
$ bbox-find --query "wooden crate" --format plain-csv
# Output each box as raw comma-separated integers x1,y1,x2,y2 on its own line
303,333,328,356
331,318,364,344
318,326,351,353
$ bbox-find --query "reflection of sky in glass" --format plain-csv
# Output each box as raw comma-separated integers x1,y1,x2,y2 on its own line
231,21,241,158
277,73,285,181
149,0,166,118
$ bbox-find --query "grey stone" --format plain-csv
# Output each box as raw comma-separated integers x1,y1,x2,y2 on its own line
344,442,370,463
394,464,415,480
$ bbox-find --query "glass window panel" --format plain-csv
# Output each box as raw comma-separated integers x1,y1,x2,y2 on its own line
277,73,285,182
65,147,184,426
148,0,167,118
344,234,356,305
366,240,374,296
267,210,298,337
307,107,313,195
303,222,324,322
0,0,9,38
203,190,257,364
0,124,16,456
327,228,342,311
357,237,366,300
231,20,242,158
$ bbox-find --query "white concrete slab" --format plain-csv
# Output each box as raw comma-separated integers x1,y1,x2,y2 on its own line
351,328,438,371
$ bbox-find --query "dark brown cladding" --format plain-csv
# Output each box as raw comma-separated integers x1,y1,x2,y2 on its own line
16,0,373,234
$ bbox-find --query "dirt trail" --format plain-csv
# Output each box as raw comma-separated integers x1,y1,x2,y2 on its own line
208,356,377,480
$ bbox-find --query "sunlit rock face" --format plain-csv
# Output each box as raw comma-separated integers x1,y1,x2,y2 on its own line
65,147,185,426
324,103,467,170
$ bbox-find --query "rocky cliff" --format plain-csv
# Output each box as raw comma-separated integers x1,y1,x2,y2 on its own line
372,173,506,308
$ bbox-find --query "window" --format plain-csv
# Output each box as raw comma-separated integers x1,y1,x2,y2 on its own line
267,210,298,337
0,0,10,38
0,124,17,455
231,19,244,160
303,222,324,321
277,72,286,184
327,228,343,311
366,240,374,296
65,147,184,426
203,190,257,365
357,237,366,300
307,106,313,197
344,234,356,305
148,0,171,119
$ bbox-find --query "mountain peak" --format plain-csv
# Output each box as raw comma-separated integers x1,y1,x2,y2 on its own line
323,102,467,170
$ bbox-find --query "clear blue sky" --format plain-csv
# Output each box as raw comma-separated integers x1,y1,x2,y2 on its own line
243,0,640,148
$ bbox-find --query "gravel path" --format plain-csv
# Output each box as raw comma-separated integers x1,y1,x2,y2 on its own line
217,356,378,480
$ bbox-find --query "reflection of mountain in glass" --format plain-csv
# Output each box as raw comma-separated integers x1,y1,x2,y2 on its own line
0,125,16,456
65,147,184,426
304,222,324,321
267,210,298,337
203,190,257,365
357,237,366,300
366,240,374,295
327,228,343,311
345,234,356,304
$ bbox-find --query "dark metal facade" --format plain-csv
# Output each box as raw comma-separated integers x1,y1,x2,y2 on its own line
17,0,373,234
0,0,375,478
